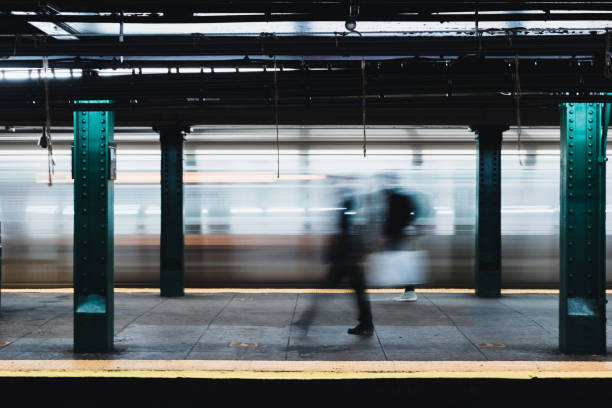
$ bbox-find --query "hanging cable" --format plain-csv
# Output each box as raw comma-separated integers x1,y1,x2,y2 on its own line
41,56,55,185
475,5,482,53
274,56,280,178
514,55,524,166
13,34,19,57
361,57,367,157
605,28,611,79
119,11,124,63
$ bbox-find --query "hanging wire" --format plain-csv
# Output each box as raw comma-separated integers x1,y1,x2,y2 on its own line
12,34,19,57
361,57,367,157
605,28,611,79
119,11,124,63
513,54,524,166
273,56,280,178
42,56,55,185
475,6,482,53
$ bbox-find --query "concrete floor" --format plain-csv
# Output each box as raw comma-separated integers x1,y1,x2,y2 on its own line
1,290,611,361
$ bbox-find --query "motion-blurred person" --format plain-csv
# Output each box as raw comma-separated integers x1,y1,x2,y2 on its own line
327,195,373,335
295,193,374,336
382,189,420,302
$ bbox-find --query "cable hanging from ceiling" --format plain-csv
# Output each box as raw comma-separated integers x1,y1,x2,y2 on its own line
514,54,524,166
274,56,280,178
362,56,367,157
37,56,55,185
605,28,611,78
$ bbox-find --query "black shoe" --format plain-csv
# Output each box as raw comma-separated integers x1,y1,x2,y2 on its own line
347,323,374,335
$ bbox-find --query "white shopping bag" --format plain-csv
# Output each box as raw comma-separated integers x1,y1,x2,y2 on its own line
366,250,429,287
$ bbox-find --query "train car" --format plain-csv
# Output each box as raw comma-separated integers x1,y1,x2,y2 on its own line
0,125,608,288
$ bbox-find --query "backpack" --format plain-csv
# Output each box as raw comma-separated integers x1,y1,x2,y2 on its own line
384,190,417,238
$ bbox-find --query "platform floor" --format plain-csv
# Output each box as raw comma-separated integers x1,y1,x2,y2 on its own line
1,289,611,365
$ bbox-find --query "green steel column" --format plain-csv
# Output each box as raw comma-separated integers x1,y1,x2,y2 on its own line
0,223,2,309
559,103,607,354
473,126,507,297
73,105,114,353
159,127,185,297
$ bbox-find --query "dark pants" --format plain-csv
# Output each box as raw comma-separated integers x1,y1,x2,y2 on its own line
327,261,373,326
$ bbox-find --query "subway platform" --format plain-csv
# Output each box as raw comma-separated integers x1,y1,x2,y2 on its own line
1,289,612,404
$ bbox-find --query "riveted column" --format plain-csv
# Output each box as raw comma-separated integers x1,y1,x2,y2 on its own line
473,126,507,298
159,126,185,297
73,103,114,353
560,103,607,354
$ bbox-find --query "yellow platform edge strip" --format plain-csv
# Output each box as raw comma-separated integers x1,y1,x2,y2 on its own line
1,361,612,379
1,370,612,380
2,288,601,294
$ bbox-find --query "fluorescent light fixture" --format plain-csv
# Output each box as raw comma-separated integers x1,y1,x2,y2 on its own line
177,68,202,73
141,68,171,74
28,22,78,40
96,68,133,77
201,208,209,214
3,71,30,80
0,68,81,81
193,13,264,17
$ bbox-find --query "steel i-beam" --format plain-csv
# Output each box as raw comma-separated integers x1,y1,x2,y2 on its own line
473,126,507,297
159,126,185,297
73,103,115,353
560,103,607,354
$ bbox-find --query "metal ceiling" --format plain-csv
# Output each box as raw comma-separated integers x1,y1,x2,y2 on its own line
0,1,611,126
3,1,612,24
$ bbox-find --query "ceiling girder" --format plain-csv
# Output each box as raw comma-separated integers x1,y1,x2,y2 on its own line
0,34,609,58
4,1,612,15
0,58,608,126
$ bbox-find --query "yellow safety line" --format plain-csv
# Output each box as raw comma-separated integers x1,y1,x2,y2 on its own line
1,370,612,380
1,361,612,379
2,288,598,294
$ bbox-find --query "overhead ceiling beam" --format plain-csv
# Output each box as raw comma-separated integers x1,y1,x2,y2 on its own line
5,11,612,24
0,34,609,58
0,104,563,127
0,59,609,123
4,1,612,14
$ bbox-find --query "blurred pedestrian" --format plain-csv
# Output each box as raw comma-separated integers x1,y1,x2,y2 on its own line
326,196,373,335
382,189,420,302
295,194,374,335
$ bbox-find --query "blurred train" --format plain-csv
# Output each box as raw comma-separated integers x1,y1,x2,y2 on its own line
0,125,610,288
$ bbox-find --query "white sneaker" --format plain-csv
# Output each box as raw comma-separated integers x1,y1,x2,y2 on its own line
393,290,417,302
